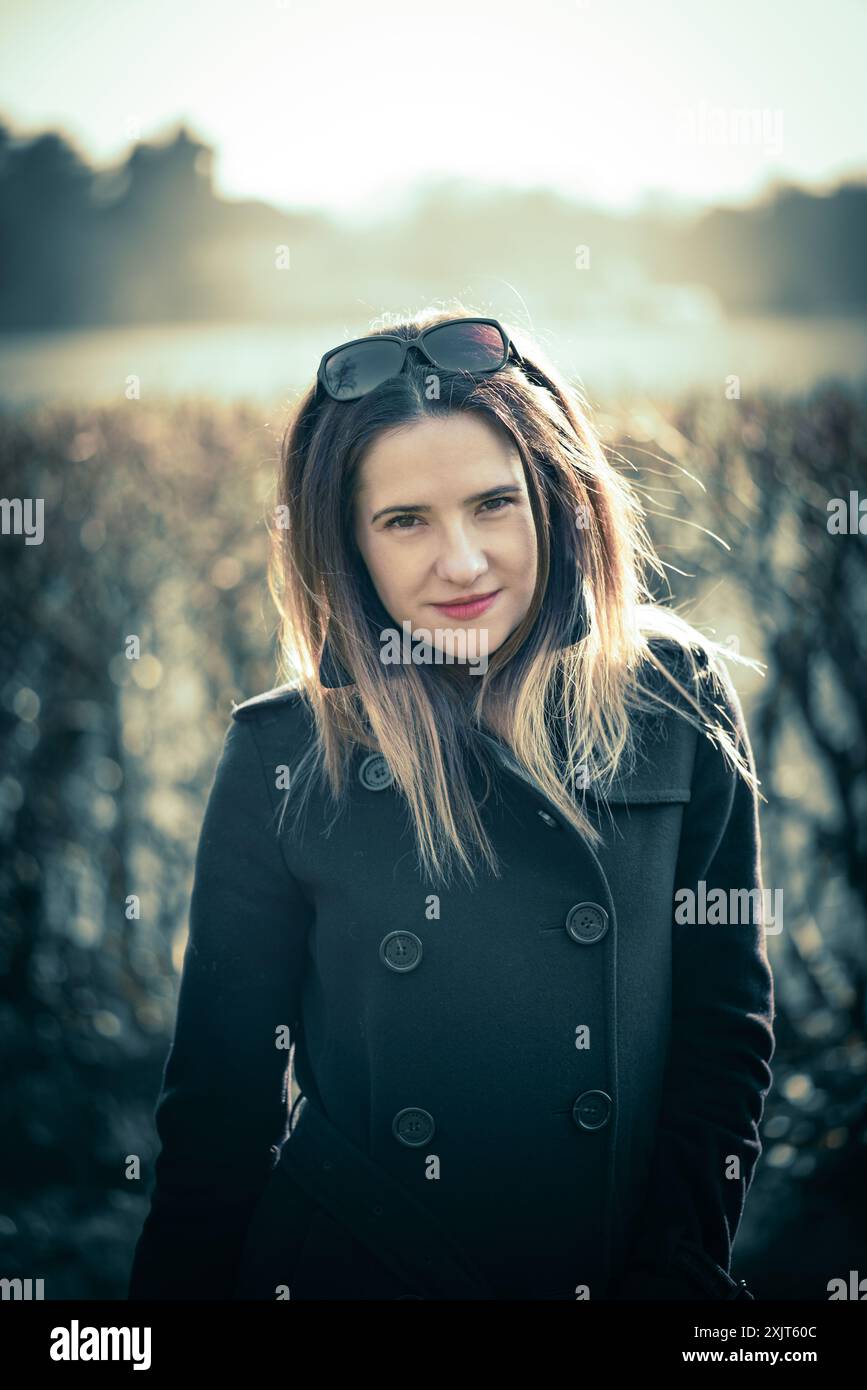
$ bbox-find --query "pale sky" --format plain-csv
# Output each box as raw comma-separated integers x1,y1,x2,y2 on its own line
2,0,865,222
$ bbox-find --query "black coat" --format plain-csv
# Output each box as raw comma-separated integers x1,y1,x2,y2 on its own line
128,641,775,1301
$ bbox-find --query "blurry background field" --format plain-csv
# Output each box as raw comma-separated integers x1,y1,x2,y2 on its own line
1,0,867,1301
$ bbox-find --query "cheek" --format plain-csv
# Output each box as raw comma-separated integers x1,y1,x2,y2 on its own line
509,515,538,579
366,535,415,601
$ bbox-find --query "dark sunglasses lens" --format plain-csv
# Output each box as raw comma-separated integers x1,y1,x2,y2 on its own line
323,339,404,399
422,321,507,372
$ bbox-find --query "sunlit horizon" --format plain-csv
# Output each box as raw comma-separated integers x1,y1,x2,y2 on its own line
2,0,866,222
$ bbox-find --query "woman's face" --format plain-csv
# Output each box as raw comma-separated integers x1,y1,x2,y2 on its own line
352,413,539,667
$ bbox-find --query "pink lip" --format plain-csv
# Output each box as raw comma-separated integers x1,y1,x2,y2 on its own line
431,590,501,619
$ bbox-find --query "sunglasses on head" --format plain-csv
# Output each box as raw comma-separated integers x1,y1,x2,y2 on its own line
316,316,526,402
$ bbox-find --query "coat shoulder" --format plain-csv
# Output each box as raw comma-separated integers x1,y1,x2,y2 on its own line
639,635,733,717
231,683,308,726
641,635,756,772
642,634,711,682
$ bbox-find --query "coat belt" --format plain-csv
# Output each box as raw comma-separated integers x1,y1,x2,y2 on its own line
277,1093,497,1300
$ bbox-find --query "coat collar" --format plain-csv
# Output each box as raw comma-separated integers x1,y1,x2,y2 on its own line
473,724,693,807
232,666,695,807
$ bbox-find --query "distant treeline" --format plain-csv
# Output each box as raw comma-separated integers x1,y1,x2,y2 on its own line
0,115,866,329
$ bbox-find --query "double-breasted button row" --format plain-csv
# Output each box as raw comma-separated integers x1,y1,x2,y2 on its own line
377,906,608,973
366,754,612,1143
389,1095,611,1148
360,755,564,822
377,908,607,973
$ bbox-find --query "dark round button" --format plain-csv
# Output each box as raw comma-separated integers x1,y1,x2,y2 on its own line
572,1090,613,1131
537,810,559,828
359,752,394,791
565,901,609,944
379,931,423,972
392,1107,435,1147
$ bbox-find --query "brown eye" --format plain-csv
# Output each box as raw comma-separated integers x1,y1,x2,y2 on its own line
383,497,515,530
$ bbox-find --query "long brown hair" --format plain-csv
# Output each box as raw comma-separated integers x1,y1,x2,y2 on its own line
266,303,762,888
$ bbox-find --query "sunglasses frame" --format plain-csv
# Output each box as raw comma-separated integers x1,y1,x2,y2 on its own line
316,316,526,402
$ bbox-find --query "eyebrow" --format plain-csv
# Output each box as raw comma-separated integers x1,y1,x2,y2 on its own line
370,483,523,524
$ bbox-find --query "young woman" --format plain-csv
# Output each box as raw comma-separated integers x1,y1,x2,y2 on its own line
128,309,775,1301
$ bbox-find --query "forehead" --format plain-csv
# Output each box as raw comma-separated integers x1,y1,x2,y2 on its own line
358,414,522,494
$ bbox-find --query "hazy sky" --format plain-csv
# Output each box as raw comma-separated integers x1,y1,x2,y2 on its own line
2,0,865,221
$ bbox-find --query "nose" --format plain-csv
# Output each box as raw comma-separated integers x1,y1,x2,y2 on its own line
433,522,489,588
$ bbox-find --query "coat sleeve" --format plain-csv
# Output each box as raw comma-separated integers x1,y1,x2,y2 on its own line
127,714,315,1299
610,656,776,1300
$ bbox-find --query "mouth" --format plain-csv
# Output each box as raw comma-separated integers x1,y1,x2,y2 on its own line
430,590,501,620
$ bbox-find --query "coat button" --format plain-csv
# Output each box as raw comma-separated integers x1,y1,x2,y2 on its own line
392,1107,435,1147
358,753,394,791
537,810,559,828
379,930,423,972
572,1090,613,1131
565,901,609,944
